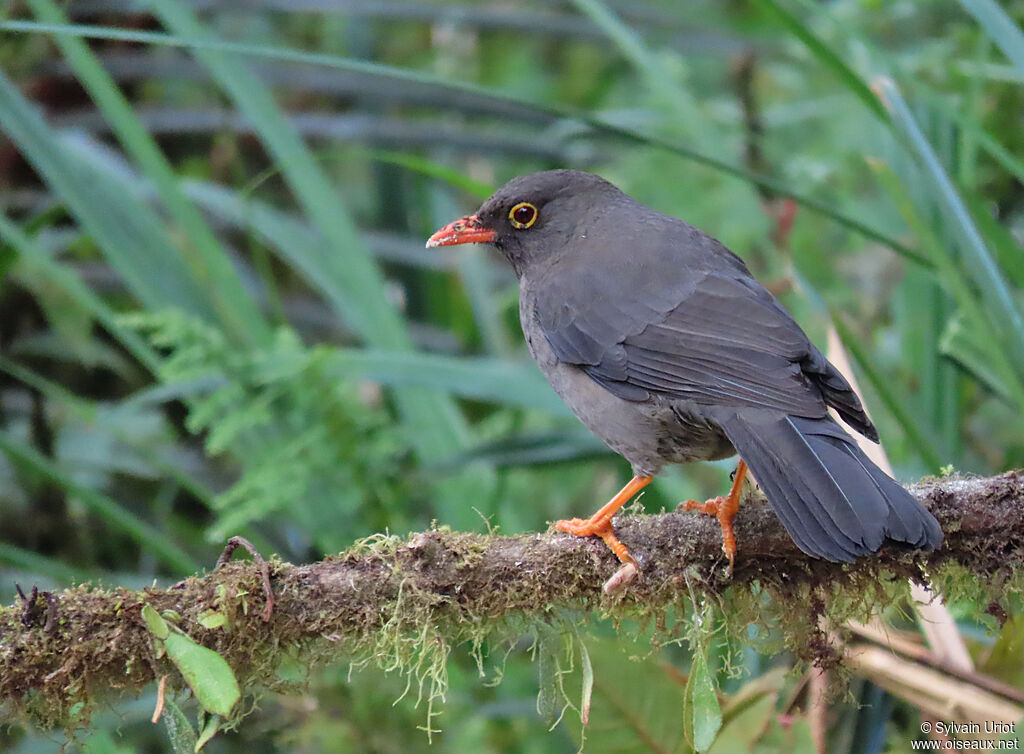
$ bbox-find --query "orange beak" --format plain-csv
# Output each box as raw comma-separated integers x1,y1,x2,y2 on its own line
425,215,496,248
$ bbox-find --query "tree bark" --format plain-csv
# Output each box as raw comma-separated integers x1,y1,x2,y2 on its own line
2,470,1021,724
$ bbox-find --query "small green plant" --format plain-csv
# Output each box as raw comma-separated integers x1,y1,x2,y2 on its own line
124,311,409,551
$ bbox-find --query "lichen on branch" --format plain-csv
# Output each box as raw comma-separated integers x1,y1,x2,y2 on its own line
1,471,1022,728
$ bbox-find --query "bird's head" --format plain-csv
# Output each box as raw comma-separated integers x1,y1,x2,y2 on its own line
426,170,624,276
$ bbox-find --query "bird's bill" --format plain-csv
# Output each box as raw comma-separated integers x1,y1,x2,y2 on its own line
425,214,496,247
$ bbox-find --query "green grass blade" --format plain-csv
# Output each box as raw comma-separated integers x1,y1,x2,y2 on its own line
939,312,1013,401
0,432,198,574
0,72,219,323
921,92,1024,187
183,179,505,363
830,314,947,471
869,157,1024,413
750,0,889,122
367,150,493,200
570,0,684,103
957,34,990,190
874,76,1024,375
0,214,160,372
179,180,389,333
0,542,95,584
26,0,268,347
962,194,1024,288
958,0,1024,74
0,354,220,513
0,19,926,265
440,431,609,470
146,0,408,348
143,0,491,527
325,350,569,416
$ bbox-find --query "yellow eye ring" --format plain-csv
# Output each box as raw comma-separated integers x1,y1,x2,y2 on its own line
509,202,538,230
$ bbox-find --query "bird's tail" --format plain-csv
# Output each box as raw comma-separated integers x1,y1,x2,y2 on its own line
713,411,943,561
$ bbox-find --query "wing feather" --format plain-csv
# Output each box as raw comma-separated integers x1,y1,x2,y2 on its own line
534,268,866,427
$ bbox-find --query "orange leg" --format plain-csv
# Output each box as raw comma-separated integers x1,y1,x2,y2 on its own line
555,475,653,565
682,460,748,573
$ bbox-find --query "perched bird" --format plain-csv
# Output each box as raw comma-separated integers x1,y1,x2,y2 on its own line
427,170,943,570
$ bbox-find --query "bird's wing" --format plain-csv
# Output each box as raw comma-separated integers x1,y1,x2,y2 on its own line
534,268,839,420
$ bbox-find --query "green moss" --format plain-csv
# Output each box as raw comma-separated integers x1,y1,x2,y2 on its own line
3,521,1021,737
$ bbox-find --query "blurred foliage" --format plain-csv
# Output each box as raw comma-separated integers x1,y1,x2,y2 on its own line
0,0,1022,751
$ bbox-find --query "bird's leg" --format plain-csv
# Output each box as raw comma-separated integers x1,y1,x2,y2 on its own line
682,459,748,573
554,475,653,565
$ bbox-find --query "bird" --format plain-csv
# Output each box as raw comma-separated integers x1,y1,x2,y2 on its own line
426,169,943,571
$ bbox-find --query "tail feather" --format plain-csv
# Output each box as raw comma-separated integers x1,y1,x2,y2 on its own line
713,411,943,562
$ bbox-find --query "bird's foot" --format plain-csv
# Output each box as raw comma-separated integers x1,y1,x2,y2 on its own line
680,460,748,575
555,515,636,566
553,474,652,567
681,496,737,574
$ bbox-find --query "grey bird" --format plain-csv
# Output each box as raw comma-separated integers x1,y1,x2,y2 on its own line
427,169,943,569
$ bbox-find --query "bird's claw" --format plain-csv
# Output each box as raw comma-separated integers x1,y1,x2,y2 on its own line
681,495,738,575
554,516,637,566
682,496,726,516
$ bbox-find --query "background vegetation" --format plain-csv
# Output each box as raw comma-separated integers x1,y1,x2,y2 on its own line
0,0,1022,751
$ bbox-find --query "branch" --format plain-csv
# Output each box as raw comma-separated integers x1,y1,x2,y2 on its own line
2,470,1021,724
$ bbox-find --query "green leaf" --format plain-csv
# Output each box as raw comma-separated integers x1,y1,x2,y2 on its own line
197,610,228,631
143,0,495,528
163,632,241,717
325,350,569,416
142,1,406,347
0,542,94,584
535,625,562,722
0,430,198,574
868,157,1024,414
579,639,594,728
177,179,406,335
830,313,947,472
958,0,1024,75
707,695,775,754
688,651,722,753
757,715,817,754
142,604,170,640
0,19,925,264
26,0,269,347
875,77,1024,376
80,729,136,754
962,193,1024,288
570,0,685,105
0,72,218,324
0,354,219,516
750,0,888,122
0,214,159,371
923,92,1024,188
569,638,691,753
195,714,221,751
939,313,1012,401
439,431,609,471
162,697,198,754
708,668,787,753
364,150,493,200
683,664,695,750
980,617,1024,690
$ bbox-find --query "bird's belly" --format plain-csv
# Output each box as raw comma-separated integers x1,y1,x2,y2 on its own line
523,320,733,476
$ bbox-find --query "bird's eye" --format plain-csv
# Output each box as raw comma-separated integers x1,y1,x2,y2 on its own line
509,202,538,230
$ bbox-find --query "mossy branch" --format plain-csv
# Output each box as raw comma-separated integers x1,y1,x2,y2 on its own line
2,470,1022,726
